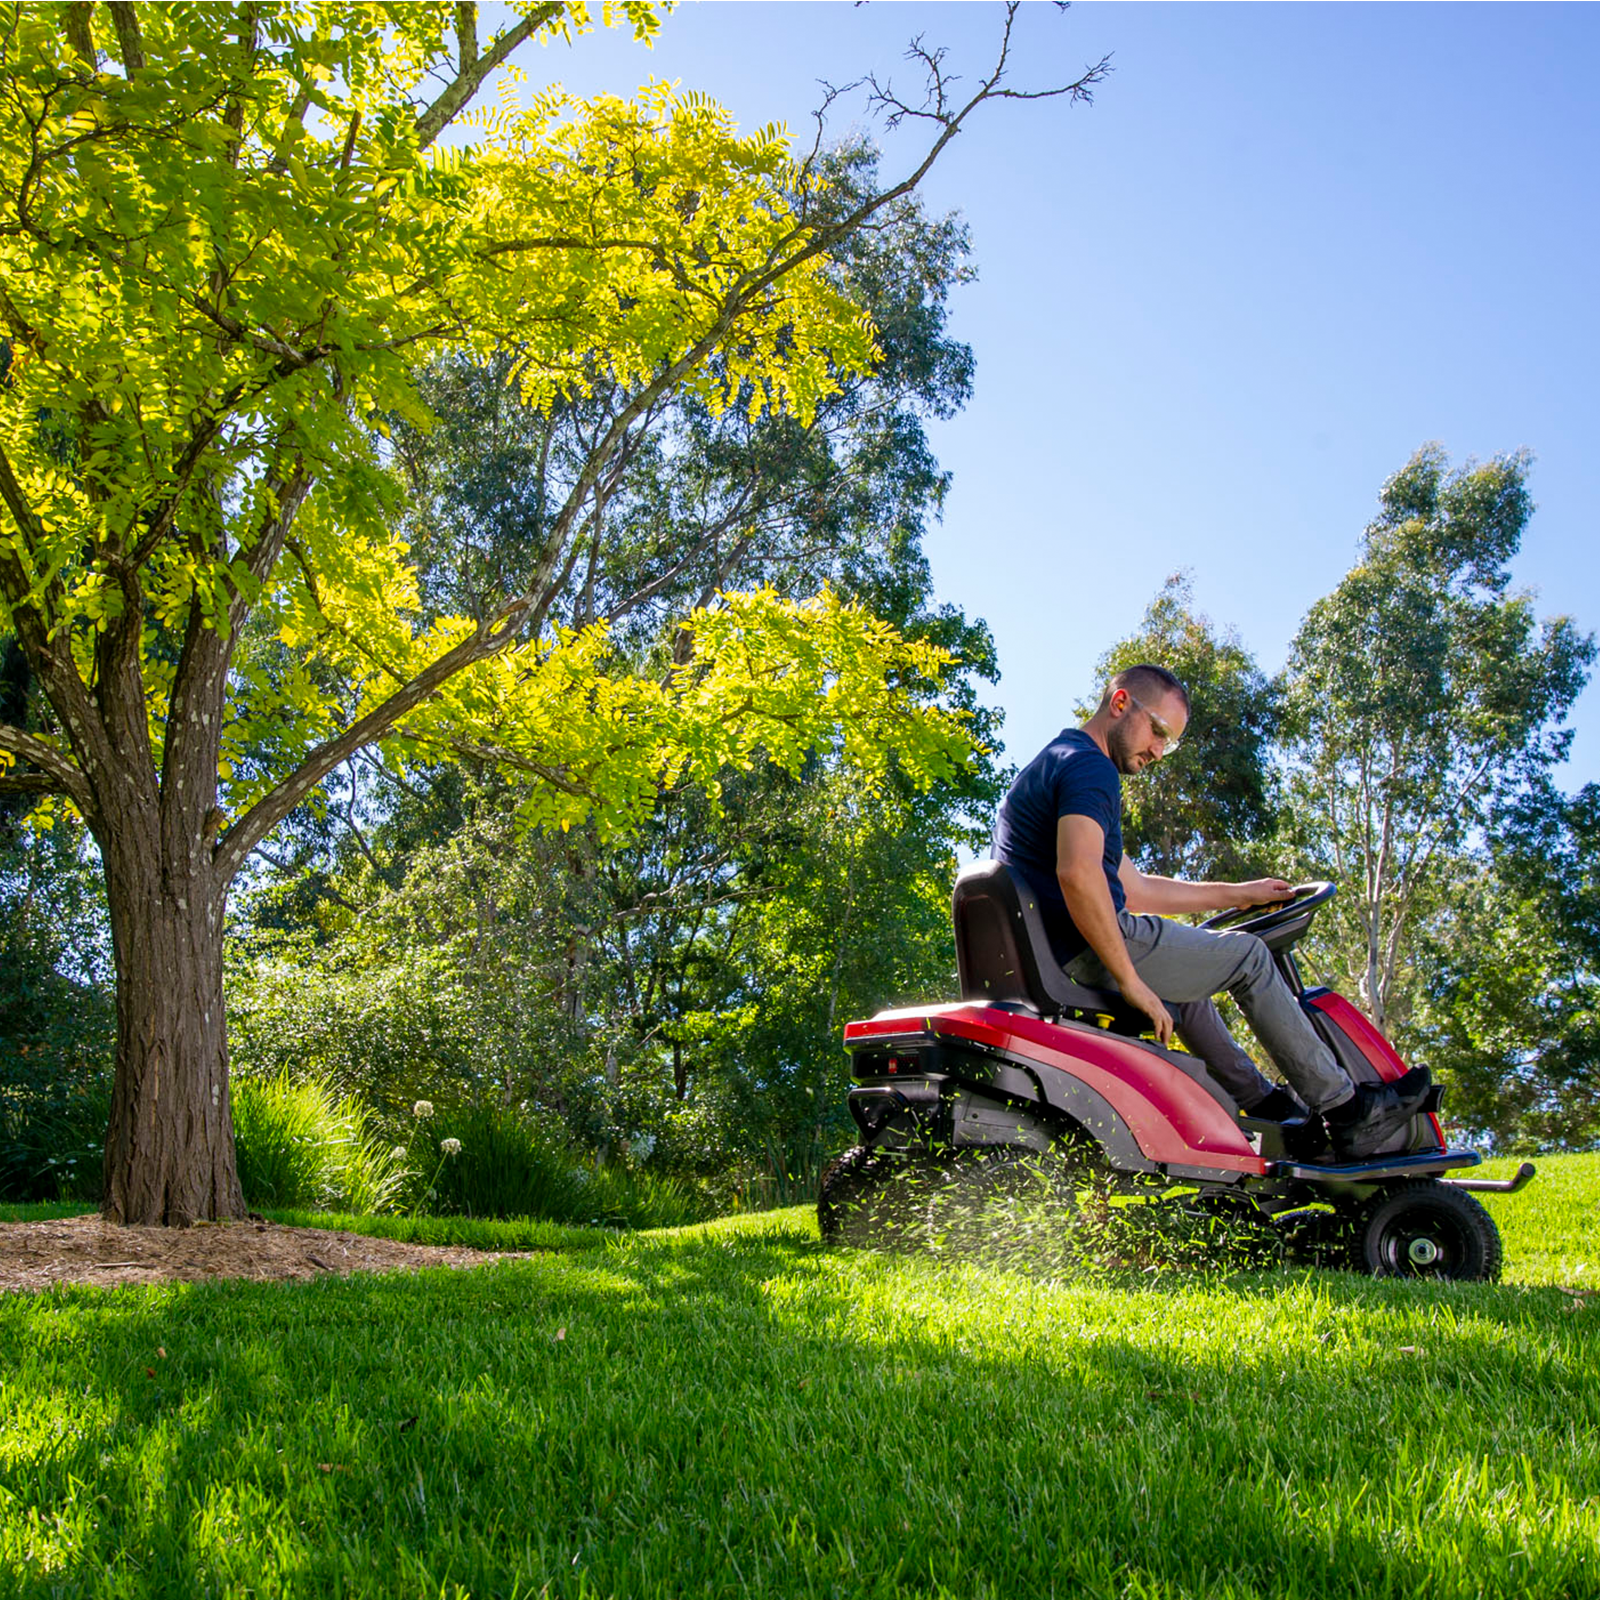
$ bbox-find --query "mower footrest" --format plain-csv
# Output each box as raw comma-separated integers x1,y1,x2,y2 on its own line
1444,1160,1536,1194
1268,1147,1481,1183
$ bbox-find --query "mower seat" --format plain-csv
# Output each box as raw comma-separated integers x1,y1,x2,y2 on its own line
952,860,1146,1032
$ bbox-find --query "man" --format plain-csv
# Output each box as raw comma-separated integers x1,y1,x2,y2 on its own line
992,663,1430,1160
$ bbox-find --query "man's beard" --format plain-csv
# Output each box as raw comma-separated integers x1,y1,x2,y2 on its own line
1107,718,1145,776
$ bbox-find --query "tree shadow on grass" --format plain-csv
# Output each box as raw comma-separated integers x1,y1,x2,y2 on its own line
0,1221,1594,1600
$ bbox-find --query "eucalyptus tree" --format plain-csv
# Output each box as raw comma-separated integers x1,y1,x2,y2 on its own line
1282,446,1593,1034
0,2,1100,1221
1408,782,1600,1149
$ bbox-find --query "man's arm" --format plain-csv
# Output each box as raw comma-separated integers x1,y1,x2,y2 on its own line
1057,815,1175,1046
1118,858,1293,917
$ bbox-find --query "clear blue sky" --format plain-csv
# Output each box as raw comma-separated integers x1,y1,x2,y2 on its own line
510,2,1600,785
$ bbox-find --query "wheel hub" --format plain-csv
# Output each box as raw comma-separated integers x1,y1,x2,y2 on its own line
1406,1235,1442,1267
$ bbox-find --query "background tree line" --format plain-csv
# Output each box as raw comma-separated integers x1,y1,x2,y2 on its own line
10,425,1594,1201
1101,445,1595,1151
0,2,1589,1199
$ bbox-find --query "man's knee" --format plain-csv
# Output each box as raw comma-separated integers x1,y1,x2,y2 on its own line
1228,932,1275,988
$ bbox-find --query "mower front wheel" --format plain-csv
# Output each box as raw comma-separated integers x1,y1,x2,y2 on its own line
1355,1179,1502,1282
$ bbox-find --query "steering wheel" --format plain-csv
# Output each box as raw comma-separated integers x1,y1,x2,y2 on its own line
1199,880,1337,936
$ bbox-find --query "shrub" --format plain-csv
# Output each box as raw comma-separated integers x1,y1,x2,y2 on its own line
232,1073,405,1214
413,1100,714,1228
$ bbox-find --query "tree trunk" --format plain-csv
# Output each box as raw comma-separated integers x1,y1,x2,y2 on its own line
98,817,244,1225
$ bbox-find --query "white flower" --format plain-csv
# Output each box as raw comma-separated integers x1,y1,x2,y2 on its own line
390,1145,406,1161
440,1137,462,1157
412,1100,434,1120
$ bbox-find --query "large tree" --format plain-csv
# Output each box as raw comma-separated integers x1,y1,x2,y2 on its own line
0,2,1100,1221
227,149,1002,1170
1282,446,1593,1034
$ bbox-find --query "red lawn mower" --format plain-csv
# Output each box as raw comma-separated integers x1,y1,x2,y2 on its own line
818,861,1533,1279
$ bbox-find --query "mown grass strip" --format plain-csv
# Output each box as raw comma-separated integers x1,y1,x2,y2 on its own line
258,1208,615,1254
0,1156,1595,1598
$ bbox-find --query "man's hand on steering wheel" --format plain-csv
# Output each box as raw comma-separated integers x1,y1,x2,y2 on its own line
1228,877,1294,911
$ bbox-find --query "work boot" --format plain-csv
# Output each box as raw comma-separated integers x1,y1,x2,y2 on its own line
1324,1068,1432,1160
1242,1086,1308,1123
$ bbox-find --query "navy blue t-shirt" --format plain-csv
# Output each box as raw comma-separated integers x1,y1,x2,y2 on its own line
992,728,1124,965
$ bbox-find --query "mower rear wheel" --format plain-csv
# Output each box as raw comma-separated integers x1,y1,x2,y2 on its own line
817,1146,936,1248
1355,1179,1502,1282
922,1145,1084,1253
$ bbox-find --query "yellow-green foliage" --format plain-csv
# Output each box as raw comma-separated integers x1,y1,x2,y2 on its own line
0,3,959,833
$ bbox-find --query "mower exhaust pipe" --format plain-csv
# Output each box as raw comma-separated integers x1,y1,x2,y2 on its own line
1444,1160,1536,1194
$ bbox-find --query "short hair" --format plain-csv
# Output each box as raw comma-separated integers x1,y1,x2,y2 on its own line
1098,663,1190,716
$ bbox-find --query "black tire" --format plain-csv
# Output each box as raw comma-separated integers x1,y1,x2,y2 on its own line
1271,1204,1356,1269
1355,1179,1502,1282
817,1146,935,1248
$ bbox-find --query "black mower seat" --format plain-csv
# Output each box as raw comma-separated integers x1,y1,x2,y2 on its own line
952,859,1146,1031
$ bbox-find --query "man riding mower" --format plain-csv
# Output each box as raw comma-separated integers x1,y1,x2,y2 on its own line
818,665,1532,1279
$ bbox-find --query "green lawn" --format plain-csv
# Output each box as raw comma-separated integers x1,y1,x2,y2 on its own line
1,1156,1596,1599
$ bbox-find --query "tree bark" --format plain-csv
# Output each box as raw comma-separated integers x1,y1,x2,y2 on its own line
98,811,244,1225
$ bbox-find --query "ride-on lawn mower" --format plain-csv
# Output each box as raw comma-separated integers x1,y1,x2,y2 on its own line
818,861,1535,1279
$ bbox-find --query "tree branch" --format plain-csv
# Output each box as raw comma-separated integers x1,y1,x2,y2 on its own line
448,737,601,801
106,2,144,74
0,722,93,813
455,3,479,74
0,768,59,796
413,4,564,151
62,4,97,67
213,620,518,882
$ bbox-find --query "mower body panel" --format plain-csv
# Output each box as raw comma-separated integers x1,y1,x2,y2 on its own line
845,1002,1264,1180
843,998,1479,1193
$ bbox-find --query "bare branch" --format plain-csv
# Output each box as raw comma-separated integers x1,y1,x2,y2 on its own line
865,2,1109,137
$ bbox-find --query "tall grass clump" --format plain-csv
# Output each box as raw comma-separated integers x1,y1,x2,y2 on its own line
232,1072,405,1213
415,1100,712,1228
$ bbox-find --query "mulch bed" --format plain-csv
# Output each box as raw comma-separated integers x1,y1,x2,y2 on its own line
0,1213,530,1296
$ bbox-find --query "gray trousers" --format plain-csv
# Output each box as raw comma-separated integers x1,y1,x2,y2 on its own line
1065,912,1354,1113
